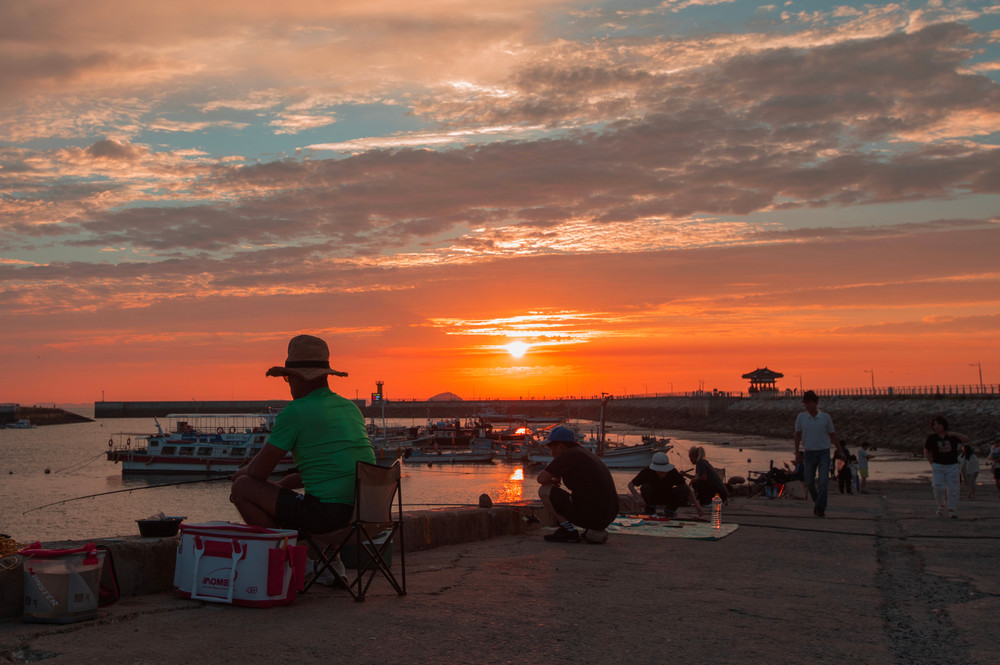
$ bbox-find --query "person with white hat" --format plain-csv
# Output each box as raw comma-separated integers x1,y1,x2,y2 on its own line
536,426,619,544
628,452,704,518
230,334,375,533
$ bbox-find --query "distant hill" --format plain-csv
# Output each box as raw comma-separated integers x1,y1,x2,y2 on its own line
428,392,463,401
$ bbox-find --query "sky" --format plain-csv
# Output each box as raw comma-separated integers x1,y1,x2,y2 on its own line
1,0,998,406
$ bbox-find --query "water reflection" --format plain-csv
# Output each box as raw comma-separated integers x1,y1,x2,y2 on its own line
494,467,525,504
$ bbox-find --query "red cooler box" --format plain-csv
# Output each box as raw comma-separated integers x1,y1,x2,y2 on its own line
174,522,306,608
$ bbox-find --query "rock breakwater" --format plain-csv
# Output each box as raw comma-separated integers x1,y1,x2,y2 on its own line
365,394,998,454
604,395,999,454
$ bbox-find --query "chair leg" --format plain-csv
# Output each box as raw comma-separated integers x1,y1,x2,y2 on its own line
302,536,357,599
351,526,405,601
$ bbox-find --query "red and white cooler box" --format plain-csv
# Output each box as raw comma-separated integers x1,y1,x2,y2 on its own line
174,522,307,608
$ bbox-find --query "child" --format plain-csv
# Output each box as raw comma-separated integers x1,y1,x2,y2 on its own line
959,445,979,499
857,442,875,494
849,454,860,493
837,458,853,495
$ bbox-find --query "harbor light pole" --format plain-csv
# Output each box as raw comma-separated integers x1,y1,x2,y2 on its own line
864,369,875,393
970,362,983,393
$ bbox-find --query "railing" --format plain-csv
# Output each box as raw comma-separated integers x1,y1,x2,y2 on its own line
384,385,999,403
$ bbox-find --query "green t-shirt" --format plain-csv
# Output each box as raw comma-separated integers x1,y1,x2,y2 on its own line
267,388,375,504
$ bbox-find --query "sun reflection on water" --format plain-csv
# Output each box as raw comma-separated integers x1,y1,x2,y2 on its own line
494,467,525,503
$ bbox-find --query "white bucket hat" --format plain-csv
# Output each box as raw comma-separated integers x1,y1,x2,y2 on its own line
649,452,674,472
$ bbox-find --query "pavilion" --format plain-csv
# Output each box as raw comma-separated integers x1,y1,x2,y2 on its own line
742,367,784,393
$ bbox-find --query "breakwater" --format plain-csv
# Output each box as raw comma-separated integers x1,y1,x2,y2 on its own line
369,394,999,453
0,405,92,427
602,395,999,454
93,395,999,453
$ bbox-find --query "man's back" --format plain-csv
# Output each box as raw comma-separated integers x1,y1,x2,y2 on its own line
269,387,375,503
546,446,618,519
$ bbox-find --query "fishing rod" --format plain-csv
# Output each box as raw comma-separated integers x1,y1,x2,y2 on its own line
22,476,230,515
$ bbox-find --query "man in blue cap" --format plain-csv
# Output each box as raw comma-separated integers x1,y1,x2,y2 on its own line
536,426,619,543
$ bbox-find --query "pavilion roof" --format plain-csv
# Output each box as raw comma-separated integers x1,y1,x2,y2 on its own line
741,367,784,380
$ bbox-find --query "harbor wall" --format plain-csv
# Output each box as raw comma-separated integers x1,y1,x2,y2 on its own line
93,394,999,453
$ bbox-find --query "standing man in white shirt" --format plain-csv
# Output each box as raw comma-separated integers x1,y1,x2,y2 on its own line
794,390,845,517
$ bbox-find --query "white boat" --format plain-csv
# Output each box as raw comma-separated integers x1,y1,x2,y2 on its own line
403,437,498,465
403,448,498,465
6,418,35,429
107,413,296,476
526,441,672,468
369,435,408,467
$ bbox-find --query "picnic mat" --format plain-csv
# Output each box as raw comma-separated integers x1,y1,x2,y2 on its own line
607,517,739,540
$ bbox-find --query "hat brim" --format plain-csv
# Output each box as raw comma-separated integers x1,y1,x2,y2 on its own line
266,366,348,380
649,463,675,472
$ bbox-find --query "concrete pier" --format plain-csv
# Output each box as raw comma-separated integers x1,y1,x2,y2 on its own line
3,481,998,665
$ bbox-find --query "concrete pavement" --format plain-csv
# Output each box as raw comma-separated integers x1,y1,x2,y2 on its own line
2,480,998,665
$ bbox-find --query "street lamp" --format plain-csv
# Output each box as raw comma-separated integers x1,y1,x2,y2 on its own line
970,362,984,393
864,369,875,393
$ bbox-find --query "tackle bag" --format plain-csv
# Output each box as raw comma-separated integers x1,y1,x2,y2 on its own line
18,542,105,623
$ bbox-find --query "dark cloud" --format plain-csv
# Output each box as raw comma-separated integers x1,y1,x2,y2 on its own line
85,139,146,161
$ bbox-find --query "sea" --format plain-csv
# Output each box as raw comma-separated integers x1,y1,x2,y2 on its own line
0,413,932,544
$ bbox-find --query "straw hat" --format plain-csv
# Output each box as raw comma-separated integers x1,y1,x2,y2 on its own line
265,334,348,380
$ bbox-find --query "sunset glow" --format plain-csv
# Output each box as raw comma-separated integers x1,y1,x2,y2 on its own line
505,342,531,359
1,1,998,405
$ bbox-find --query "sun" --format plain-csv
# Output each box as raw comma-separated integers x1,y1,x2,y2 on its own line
504,341,530,358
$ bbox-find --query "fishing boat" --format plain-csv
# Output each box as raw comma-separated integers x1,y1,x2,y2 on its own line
402,437,498,465
526,440,673,468
525,393,672,468
106,412,295,476
5,418,35,429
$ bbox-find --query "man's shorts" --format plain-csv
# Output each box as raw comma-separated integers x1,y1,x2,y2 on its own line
859,468,869,479
275,487,353,534
994,467,1000,481
548,486,612,530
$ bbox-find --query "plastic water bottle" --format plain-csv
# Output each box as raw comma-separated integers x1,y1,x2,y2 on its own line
711,494,722,530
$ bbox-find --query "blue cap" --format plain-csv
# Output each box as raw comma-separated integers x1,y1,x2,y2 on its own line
544,426,577,445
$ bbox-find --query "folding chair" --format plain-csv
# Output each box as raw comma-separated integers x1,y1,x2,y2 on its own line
301,460,406,601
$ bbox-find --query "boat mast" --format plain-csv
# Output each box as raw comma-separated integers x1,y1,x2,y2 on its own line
598,392,613,455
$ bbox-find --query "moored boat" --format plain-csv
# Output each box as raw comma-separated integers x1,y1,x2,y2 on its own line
526,440,672,468
106,412,296,476
402,436,498,465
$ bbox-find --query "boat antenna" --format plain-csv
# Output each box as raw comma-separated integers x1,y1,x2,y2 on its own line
22,476,229,515
154,417,163,436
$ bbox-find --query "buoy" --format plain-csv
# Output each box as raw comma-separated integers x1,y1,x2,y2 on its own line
44,468,50,474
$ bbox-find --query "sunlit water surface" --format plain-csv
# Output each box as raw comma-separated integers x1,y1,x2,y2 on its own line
1,415,933,542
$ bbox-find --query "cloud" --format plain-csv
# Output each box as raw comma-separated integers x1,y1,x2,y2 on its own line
84,139,147,161
0,4,998,400
269,113,337,135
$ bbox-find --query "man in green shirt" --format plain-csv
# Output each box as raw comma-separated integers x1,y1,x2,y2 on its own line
231,334,375,533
